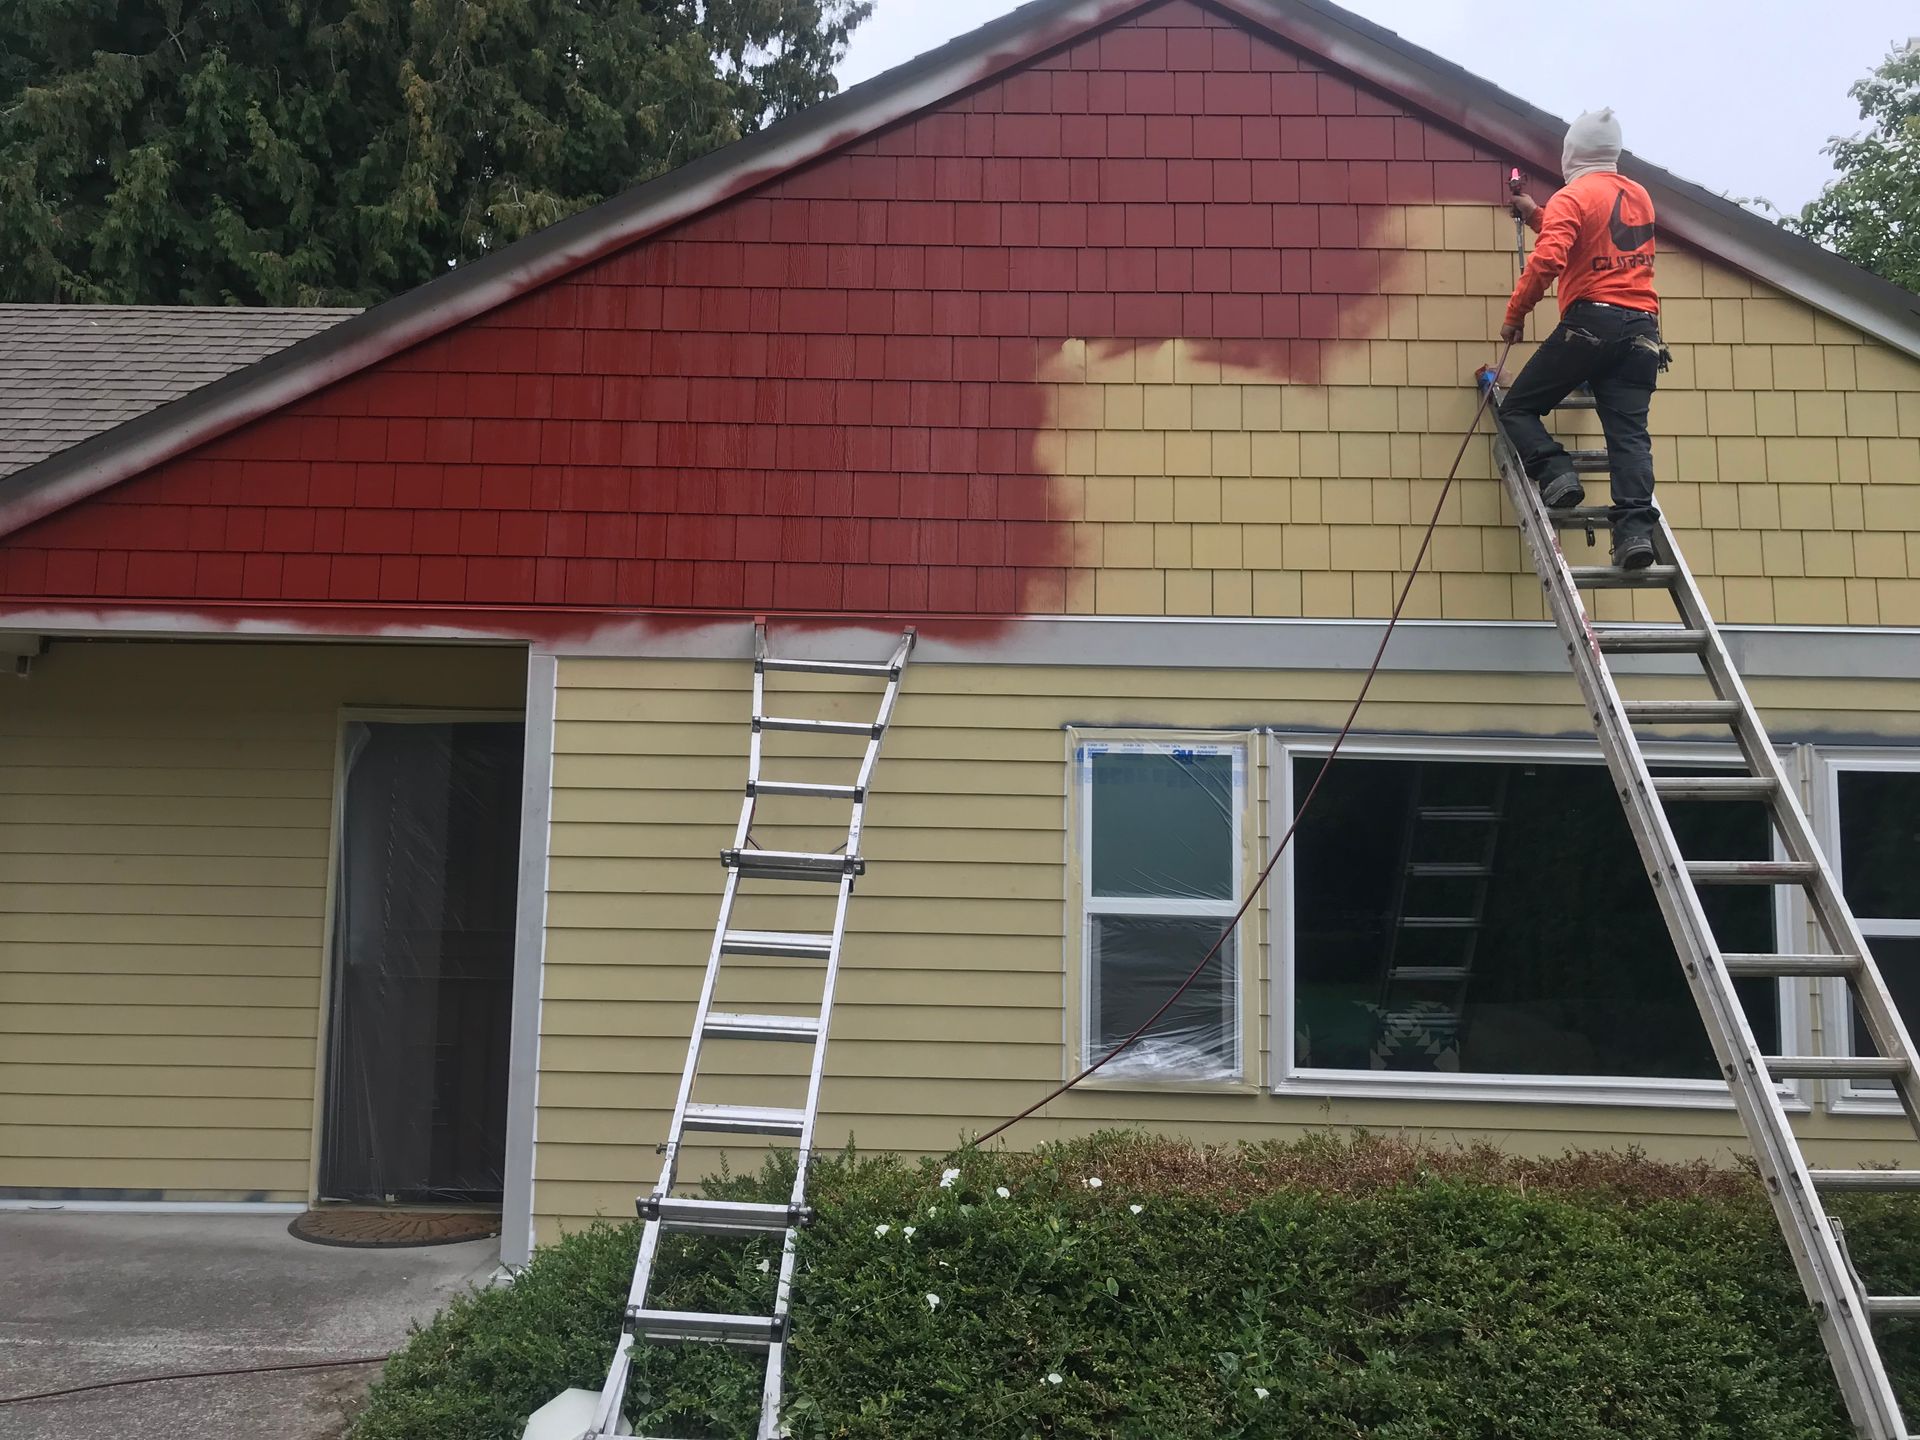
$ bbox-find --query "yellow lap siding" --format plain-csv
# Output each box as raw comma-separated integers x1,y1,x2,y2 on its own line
535,654,1920,1238
0,639,525,1201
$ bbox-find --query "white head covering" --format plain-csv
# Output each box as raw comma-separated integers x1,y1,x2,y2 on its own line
1562,107,1623,182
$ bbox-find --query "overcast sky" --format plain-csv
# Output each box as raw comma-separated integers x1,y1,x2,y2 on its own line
840,0,1915,215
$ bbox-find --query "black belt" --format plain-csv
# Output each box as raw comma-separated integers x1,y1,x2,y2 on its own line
1571,299,1657,315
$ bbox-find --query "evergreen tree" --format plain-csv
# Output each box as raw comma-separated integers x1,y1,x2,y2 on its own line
0,0,871,305
1796,41,1920,293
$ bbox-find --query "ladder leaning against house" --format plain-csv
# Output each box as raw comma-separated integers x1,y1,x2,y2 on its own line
1481,370,1920,1440
581,621,916,1440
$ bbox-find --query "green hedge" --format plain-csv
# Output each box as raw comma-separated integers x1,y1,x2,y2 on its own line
352,1134,1920,1439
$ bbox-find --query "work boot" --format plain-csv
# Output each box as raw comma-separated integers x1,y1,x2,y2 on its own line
1612,531,1655,572
1538,470,1585,510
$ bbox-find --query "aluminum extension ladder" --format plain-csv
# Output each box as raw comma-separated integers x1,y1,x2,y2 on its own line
584,622,916,1440
1482,372,1920,1439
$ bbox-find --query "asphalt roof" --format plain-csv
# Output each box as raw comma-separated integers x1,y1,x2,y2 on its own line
0,305,358,480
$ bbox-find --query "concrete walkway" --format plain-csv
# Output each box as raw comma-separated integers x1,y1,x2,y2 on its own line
0,1211,500,1440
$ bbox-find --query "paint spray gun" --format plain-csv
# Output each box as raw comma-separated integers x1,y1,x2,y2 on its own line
1507,168,1526,266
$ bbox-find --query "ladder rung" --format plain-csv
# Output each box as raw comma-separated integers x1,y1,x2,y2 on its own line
680,1103,807,1137
1416,806,1501,821
750,779,861,800
1622,700,1741,725
641,1195,809,1234
1594,626,1709,654
1388,966,1472,981
1569,564,1678,589
703,1011,821,1043
757,715,879,737
722,849,862,880
721,929,834,959
1547,505,1613,527
761,657,896,678
1807,1169,1920,1192
1405,863,1492,877
1652,776,1777,801
628,1307,784,1348
1764,1056,1908,1081
1569,449,1610,473
1722,953,1861,978
1397,916,1481,929
1867,1295,1920,1317
1556,393,1598,410
1686,859,1817,886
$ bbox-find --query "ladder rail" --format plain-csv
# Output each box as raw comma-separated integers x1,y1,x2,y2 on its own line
791,874,857,1190
1484,380,1908,1440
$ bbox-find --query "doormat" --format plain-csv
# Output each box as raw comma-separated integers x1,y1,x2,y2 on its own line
289,1208,501,1249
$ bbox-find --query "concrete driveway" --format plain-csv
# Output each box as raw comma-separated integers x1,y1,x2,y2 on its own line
0,1211,501,1440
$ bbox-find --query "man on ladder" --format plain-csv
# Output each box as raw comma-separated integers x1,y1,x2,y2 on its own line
1497,107,1668,572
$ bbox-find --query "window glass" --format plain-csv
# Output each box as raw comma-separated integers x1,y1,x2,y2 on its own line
1090,749,1236,900
1092,918,1237,1080
1292,756,1777,1079
1838,771,1920,920
1850,937,1920,1061
1082,743,1242,1081
1835,768,1920,1089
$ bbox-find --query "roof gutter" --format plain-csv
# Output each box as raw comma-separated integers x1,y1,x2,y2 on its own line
0,0,1155,542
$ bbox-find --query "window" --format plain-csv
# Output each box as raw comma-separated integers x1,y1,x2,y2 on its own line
1830,761,1920,1096
1078,740,1246,1083
1284,747,1779,1086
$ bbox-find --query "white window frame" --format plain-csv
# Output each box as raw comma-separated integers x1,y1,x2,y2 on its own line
1812,747,1920,1116
1069,730,1256,1090
1269,730,1806,1110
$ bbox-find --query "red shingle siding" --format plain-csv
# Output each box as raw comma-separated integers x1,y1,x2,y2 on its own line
0,0,1504,616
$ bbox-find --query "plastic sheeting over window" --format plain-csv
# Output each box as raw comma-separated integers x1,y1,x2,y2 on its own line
1080,743,1245,1082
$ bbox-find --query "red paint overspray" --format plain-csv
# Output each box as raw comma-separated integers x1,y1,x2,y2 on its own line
0,0,1518,644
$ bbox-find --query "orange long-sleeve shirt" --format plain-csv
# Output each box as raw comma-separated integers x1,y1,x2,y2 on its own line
1504,171,1659,329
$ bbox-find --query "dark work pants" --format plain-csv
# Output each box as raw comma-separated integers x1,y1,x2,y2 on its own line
1499,299,1665,542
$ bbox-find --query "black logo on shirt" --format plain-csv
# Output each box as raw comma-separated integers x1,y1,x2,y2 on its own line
1609,188,1656,252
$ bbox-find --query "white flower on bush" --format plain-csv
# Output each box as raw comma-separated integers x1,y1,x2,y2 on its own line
903,1225,916,1240
925,1293,941,1311
1254,1387,1270,1401
874,1224,890,1238
1084,1177,1103,1189
1129,1204,1144,1215
995,1186,1011,1199
1044,1372,1063,1386
939,1167,961,1189
756,1258,770,1273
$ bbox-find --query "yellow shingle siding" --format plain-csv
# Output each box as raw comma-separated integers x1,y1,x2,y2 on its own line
533,657,1920,1239
1040,234,1920,625
0,640,524,1200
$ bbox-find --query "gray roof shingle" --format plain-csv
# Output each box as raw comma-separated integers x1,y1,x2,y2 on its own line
0,305,358,479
